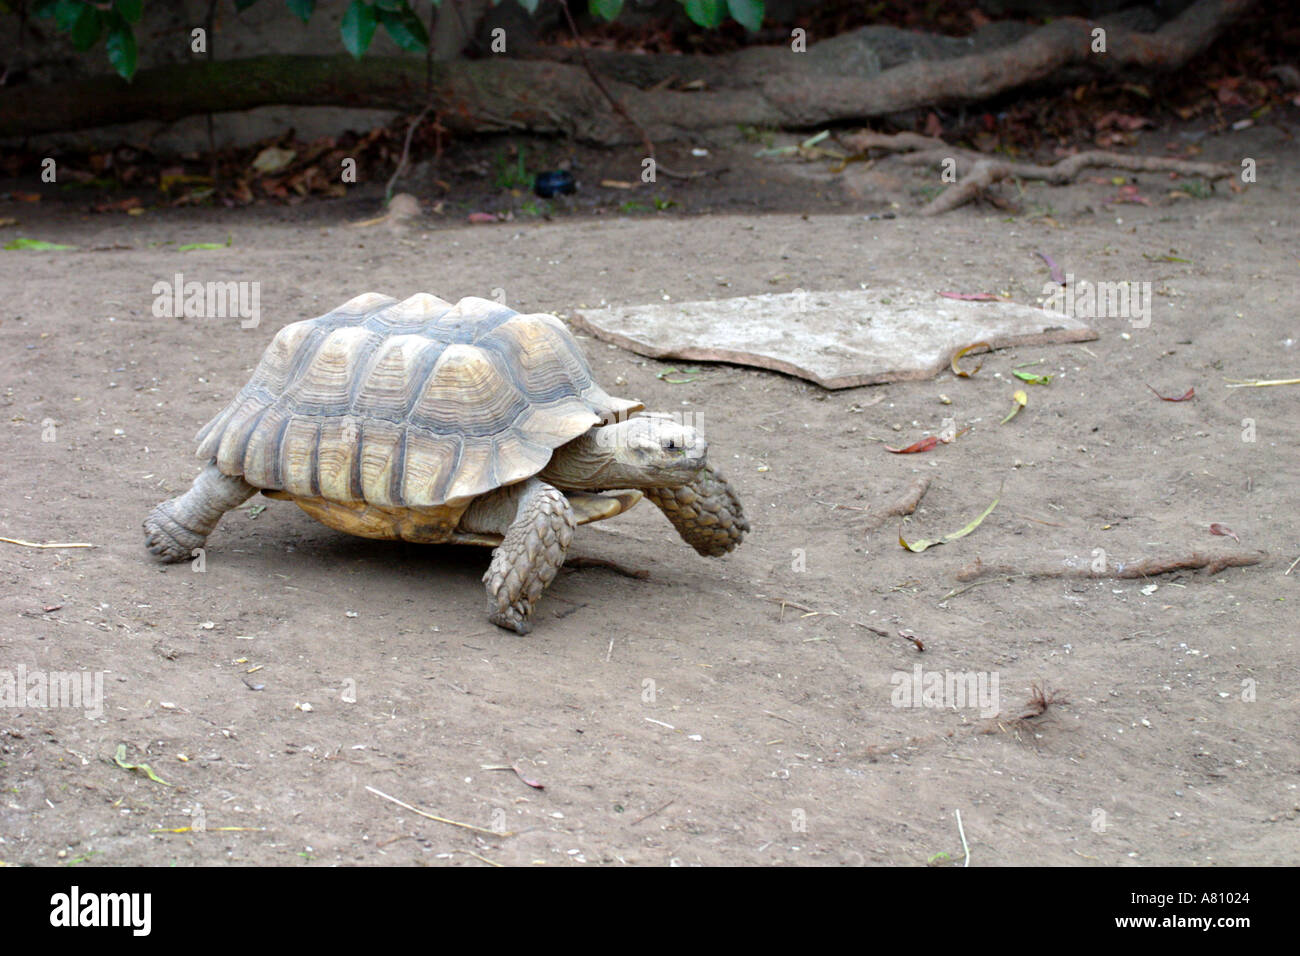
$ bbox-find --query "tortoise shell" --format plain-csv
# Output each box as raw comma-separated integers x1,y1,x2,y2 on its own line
194,294,643,522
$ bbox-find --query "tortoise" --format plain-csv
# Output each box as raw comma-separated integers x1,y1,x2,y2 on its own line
143,293,748,634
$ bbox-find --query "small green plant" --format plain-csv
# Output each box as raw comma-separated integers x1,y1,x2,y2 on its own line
494,148,532,192
653,196,677,211
618,201,648,214
1178,179,1213,199
738,124,777,147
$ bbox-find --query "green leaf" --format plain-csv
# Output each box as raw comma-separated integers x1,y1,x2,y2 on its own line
69,4,102,51
234,0,262,11
341,0,378,58
683,0,726,28
1012,370,1052,385
115,0,143,24
104,13,137,80
726,0,763,31
379,7,429,52
112,744,173,787
286,0,315,21
53,0,83,31
5,238,77,251
899,492,1000,553
588,0,623,22
177,235,233,251
517,0,540,12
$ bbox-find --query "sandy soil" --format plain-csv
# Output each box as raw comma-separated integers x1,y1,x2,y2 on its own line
1,120,1297,867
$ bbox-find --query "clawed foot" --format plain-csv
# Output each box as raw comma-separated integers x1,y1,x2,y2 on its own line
488,598,534,636
143,500,206,563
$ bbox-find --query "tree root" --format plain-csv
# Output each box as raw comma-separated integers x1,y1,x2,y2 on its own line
0,0,1254,144
841,131,1239,215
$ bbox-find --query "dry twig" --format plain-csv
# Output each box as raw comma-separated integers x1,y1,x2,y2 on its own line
955,550,1262,583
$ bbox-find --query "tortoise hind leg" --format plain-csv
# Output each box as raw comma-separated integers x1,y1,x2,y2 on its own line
645,464,749,557
143,461,257,562
481,478,576,635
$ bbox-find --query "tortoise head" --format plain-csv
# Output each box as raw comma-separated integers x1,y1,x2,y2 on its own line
541,415,707,490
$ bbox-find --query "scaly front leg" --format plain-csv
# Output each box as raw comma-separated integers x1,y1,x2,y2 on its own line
483,478,576,634
143,461,257,562
645,464,749,557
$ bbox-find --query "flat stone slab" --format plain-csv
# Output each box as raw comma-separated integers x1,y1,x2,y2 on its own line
572,289,1097,389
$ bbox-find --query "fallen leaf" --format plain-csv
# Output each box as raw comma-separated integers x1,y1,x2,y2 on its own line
885,436,940,454
467,212,499,223
656,366,701,384
159,173,214,193
900,492,1000,553
1147,384,1194,402
4,238,74,250
1094,111,1153,132
111,744,172,787
1000,389,1028,424
1209,523,1239,543
251,146,297,174
177,235,233,251
512,765,545,790
11,191,41,202
951,341,991,378
1013,370,1052,385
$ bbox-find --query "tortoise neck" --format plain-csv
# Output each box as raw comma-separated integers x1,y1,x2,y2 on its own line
538,429,626,490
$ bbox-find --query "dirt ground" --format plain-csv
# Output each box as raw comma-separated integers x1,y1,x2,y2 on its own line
1,116,1297,867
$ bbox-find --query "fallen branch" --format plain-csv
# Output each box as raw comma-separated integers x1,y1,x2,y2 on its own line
631,799,675,825
955,550,1263,583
